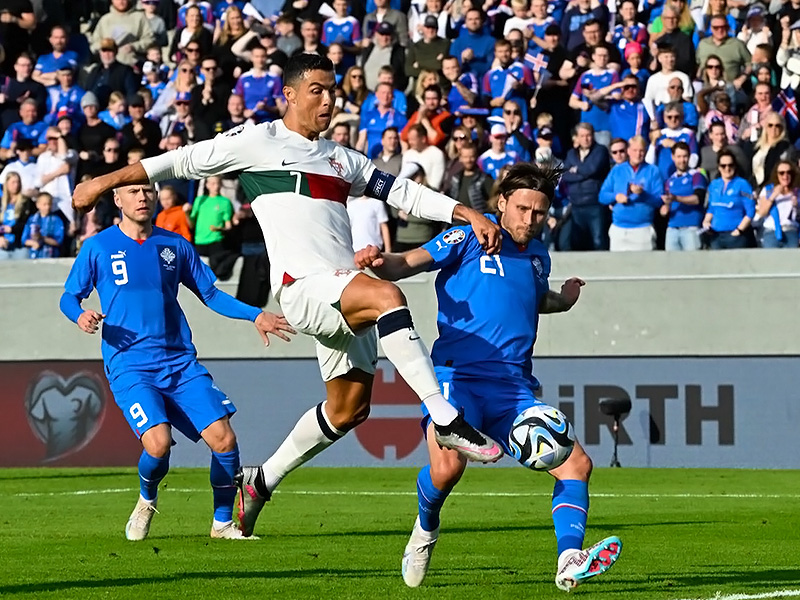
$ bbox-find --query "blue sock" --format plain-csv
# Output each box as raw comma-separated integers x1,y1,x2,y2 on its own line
210,446,240,523
416,465,450,532
138,450,170,501
552,479,589,555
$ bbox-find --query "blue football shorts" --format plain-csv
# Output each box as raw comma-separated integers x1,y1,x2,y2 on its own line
422,367,549,457
108,360,236,442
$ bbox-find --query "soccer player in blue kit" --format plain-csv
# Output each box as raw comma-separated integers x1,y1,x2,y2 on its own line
60,183,296,541
354,162,622,592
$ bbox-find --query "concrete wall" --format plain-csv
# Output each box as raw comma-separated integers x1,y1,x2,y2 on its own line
3,249,799,360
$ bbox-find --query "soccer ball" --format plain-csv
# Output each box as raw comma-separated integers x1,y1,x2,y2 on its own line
508,406,575,471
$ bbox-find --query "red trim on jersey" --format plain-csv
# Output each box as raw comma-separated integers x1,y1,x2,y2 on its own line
135,239,146,245
516,242,528,251
305,172,352,205
282,272,296,285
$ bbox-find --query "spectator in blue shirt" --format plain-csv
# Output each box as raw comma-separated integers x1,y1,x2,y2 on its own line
703,149,755,250
569,44,619,147
356,82,407,157
561,122,611,250
654,77,698,128
662,141,707,251
753,160,800,249
600,136,664,251
449,9,495,78
645,102,698,181
441,56,478,112
0,99,47,161
44,63,85,126
21,192,65,259
561,0,610,52
32,25,79,88
602,75,650,141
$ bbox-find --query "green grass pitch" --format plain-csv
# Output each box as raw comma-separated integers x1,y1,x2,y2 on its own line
1,467,799,600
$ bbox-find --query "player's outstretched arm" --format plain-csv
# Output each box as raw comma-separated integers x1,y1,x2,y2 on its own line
72,162,150,212
354,244,434,281
539,277,586,314
200,286,297,346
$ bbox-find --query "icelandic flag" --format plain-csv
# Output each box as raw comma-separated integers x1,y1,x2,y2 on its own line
772,87,799,136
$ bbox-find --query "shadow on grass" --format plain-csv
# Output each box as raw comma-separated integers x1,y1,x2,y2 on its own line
0,471,133,482
0,568,401,594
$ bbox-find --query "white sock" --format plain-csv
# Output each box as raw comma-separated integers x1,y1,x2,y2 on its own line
261,401,345,493
377,307,458,426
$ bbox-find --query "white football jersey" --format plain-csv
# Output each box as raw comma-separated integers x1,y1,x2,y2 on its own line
141,120,458,295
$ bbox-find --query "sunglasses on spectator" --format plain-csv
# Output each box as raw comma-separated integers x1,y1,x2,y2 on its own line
201,65,216,71
718,162,735,169
778,169,793,176
180,67,193,73
46,136,59,141
503,109,521,115
611,148,626,154
706,63,721,69
665,114,680,120
710,24,727,30
452,134,467,141
622,84,637,90
351,73,363,79
767,122,783,128
104,147,120,152
185,47,200,53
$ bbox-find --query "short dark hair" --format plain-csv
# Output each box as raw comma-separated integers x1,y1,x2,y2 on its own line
382,126,398,137
582,18,600,30
423,84,442,99
671,140,690,155
609,137,627,148
497,162,564,205
717,148,737,168
495,38,512,50
332,122,349,133
283,53,334,89
409,123,427,138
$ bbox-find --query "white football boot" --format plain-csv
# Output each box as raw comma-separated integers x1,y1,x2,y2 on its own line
235,466,270,537
555,536,622,592
125,495,158,541
211,520,260,540
401,516,439,588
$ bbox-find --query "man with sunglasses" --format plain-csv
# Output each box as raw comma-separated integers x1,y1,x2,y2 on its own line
654,78,698,129
702,150,754,250
646,102,698,182
696,15,751,87
598,75,650,142
189,56,229,141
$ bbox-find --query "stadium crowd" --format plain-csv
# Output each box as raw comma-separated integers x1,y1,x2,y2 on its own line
1,0,800,294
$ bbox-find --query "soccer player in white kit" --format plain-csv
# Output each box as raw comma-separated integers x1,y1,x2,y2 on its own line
72,54,505,537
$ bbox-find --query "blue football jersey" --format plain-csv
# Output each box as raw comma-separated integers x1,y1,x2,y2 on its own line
63,226,218,376
422,214,551,382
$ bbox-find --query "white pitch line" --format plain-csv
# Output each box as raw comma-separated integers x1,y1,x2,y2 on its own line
672,589,800,600
11,488,800,499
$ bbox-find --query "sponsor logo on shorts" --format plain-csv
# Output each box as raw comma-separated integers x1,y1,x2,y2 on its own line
443,230,466,245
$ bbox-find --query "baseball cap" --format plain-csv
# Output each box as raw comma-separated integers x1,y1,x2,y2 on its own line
490,123,507,137
624,42,643,60
99,37,117,52
128,93,145,107
142,60,156,74
80,91,99,108
544,24,561,36
375,21,394,35
174,91,191,103
746,4,764,18
423,15,439,28
55,57,74,72
57,106,75,122
537,126,554,140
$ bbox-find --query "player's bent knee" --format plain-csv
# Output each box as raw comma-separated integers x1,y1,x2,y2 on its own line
141,426,172,458
373,281,407,314
430,453,466,489
553,444,593,480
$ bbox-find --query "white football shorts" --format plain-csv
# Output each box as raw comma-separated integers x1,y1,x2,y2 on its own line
278,269,378,381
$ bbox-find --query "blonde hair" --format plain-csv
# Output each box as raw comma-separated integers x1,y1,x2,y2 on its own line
536,112,554,128
445,124,472,159
219,5,247,46
415,69,440,101
757,111,788,149
1,171,27,220
342,66,368,106
108,91,125,107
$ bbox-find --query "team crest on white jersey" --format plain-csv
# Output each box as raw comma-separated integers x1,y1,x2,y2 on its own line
443,230,466,245
329,156,345,177
224,124,246,137
160,247,176,271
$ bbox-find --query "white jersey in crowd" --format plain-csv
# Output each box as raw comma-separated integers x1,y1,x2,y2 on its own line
140,120,457,295
347,196,389,251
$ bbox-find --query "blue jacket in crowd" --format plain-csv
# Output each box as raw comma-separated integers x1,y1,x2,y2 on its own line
599,161,664,228
706,176,755,233
560,143,610,208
